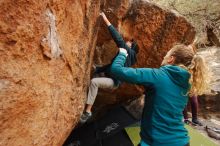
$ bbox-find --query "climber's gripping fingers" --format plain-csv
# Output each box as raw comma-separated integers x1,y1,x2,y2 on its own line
100,12,106,19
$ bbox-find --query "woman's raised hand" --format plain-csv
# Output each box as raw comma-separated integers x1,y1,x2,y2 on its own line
100,12,106,19
100,12,111,26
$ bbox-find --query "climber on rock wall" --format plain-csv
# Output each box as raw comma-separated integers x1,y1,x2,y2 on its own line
79,12,139,124
110,44,210,146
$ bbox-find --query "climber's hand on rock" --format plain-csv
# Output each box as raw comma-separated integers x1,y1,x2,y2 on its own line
100,12,111,26
119,48,128,57
100,12,106,19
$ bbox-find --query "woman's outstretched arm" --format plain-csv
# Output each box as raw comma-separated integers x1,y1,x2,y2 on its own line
110,48,158,85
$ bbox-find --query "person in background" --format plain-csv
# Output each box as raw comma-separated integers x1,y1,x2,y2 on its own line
79,12,139,123
110,44,210,146
183,95,203,126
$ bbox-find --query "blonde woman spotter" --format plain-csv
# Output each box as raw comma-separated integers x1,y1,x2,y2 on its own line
110,44,210,146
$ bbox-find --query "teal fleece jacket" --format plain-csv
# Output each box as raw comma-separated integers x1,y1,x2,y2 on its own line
110,52,190,146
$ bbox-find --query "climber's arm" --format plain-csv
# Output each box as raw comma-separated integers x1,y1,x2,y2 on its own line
100,12,127,49
100,12,111,26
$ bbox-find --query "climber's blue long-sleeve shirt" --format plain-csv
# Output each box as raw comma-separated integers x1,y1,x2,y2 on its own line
110,52,190,146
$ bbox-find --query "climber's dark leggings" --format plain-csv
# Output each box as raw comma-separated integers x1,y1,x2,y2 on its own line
183,95,199,120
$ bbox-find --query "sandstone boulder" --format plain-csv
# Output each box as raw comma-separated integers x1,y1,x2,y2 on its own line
0,0,100,146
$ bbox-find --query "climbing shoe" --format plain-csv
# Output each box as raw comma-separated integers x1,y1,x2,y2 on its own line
192,119,203,126
184,119,190,125
79,112,92,124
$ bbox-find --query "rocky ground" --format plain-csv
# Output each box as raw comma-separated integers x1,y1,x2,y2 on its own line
187,117,220,145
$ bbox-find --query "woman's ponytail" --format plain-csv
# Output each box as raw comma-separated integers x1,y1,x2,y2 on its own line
188,55,211,96
169,43,211,96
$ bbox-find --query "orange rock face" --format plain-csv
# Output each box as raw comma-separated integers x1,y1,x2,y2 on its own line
0,0,195,146
0,0,100,146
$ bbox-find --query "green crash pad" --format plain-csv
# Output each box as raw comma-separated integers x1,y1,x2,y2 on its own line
125,125,218,146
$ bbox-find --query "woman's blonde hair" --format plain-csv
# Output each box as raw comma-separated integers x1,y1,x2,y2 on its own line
170,44,211,96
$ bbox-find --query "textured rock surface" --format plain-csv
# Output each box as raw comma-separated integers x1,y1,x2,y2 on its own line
197,47,220,121
0,0,195,146
0,0,100,146
150,0,220,46
198,47,220,92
